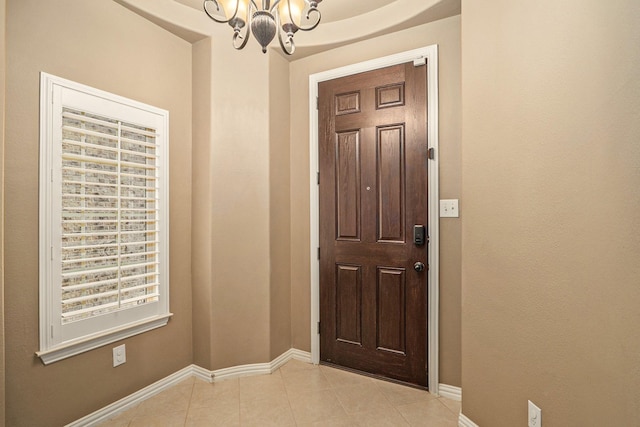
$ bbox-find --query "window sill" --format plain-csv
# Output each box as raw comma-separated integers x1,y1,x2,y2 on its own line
36,313,173,365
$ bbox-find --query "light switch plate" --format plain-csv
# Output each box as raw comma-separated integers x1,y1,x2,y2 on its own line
113,344,126,367
439,199,459,218
528,400,542,427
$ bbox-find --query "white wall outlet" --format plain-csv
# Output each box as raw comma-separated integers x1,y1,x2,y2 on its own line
439,199,459,218
113,344,126,367
528,400,542,427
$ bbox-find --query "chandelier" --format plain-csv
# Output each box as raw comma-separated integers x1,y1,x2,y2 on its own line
203,0,322,55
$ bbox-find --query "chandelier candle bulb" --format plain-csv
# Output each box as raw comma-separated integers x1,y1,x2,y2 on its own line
204,0,323,55
279,0,303,27
222,0,247,20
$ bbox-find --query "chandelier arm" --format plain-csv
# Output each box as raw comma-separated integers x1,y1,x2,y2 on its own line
276,10,295,55
269,0,281,13
203,0,233,24
296,6,321,32
232,3,253,50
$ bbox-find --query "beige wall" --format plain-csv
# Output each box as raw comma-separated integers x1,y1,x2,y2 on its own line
269,52,293,360
191,37,214,368
207,40,272,369
190,39,293,368
4,0,193,425
289,15,462,387
461,1,640,425
0,0,5,424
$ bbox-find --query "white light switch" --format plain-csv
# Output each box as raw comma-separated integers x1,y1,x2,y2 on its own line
113,344,126,367
439,199,459,218
528,400,542,427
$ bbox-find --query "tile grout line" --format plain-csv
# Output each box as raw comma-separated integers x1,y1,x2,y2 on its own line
278,368,301,427
182,380,196,427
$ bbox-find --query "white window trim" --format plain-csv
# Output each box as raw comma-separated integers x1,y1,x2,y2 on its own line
38,73,172,365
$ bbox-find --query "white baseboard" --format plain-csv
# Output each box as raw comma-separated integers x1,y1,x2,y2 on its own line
210,348,312,381
66,348,313,426
438,383,462,401
66,365,195,427
458,412,480,427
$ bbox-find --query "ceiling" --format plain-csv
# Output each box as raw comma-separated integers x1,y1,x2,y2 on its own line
175,0,398,23
117,0,461,58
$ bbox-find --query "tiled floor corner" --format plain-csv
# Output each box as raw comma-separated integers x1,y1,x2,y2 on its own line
98,360,459,426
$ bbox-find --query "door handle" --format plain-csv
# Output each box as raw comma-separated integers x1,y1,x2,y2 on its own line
413,262,426,272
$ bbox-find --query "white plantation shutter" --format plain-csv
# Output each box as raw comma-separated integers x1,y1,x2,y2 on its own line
39,74,171,364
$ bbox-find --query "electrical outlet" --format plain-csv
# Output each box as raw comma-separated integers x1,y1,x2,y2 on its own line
113,344,126,367
528,400,542,427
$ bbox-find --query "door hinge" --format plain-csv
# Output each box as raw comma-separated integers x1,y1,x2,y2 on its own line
317,247,320,260
317,171,320,185
316,96,319,110
317,321,321,335
427,147,435,160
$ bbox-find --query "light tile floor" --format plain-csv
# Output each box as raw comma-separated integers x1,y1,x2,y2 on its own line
99,360,460,427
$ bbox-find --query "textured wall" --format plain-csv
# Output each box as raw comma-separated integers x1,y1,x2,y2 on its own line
461,0,640,425
4,0,193,425
190,40,292,369
269,52,293,360
289,15,462,387
0,0,6,424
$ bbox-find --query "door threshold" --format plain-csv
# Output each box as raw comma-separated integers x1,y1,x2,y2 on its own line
319,361,428,391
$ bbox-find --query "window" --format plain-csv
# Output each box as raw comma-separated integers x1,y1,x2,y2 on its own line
38,73,171,364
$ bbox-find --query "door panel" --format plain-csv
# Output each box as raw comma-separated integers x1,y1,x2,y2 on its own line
335,264,362,345
377,124,405,243
376,267,406,355
335,131,361,241
319,62,428,386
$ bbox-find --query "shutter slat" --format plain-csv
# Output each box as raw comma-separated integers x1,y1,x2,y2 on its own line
61,302,120,319
61,265,120,278
121,124,158,137
121,261,159,272
62,125,119,141
62,255,119,265
120,172,157,180
63,289,120,305
61,277,119,292
119,271,158,282
120,292,160,306
63,152,118,166
63,138,119,153
62,194,119,200
63,242,119,251
62,231,119,238
119,137,158,149
63,166,118,177
62,111,119,130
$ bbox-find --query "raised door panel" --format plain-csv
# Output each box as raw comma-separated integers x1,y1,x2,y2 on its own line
335,264,362,346
335,131,361,241
377,125,405,243
376,267,406,355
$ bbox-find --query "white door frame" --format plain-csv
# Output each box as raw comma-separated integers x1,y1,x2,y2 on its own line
308,45,440,394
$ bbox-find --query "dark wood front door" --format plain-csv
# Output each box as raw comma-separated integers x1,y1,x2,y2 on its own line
319,62,428,387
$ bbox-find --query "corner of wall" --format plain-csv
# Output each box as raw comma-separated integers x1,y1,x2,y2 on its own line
268,51,293,360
